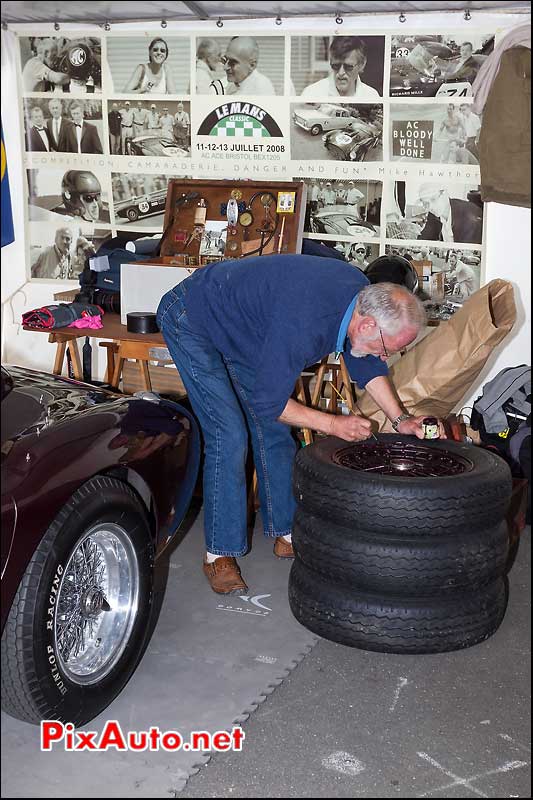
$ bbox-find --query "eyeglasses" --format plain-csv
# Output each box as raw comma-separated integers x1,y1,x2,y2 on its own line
354,249,366,254
379,328,390,358
82,193,101,203
330,61,361,74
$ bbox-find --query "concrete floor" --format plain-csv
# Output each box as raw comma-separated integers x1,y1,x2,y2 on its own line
179,530,531,799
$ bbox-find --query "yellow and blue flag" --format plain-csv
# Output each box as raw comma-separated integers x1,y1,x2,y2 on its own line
1,121,15,248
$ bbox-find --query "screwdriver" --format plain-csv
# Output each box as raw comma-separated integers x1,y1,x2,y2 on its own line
329,382,379,442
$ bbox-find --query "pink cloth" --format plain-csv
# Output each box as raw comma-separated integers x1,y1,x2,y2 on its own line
472,23,531,113
68,315,103,329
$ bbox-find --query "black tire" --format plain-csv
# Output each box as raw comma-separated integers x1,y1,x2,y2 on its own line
126,206,140,222
293,509,509,595
293,435,512,537
289,559,508,654
1,476,154,726
310,125,322,136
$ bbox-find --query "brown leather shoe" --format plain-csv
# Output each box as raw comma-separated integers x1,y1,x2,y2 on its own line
203,557,248,594
273,537,294,559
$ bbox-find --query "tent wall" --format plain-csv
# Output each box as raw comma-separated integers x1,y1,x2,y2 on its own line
1,10,530,411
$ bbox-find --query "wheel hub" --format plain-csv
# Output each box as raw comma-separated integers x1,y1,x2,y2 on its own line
81,586,108,618
333,440,472,477
389,457,416,472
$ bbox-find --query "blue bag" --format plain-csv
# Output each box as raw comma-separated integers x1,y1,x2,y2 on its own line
79,236,149,293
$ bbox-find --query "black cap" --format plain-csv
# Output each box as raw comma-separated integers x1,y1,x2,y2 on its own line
364,255,419,293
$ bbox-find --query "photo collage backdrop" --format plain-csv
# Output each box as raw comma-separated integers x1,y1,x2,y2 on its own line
17,27,498,299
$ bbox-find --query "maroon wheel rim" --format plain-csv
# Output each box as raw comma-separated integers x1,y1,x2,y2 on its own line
332,440,473,478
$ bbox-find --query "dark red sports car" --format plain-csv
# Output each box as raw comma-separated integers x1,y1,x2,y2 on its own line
1,365,199,726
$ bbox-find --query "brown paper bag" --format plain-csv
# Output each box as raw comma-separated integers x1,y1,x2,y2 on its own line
356,279,517,430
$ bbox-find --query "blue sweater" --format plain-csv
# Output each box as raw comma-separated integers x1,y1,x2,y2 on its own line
184,254,388,419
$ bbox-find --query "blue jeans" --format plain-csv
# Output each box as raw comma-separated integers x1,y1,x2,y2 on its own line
157,281,297,556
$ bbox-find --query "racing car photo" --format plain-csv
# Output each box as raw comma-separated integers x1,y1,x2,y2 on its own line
115,188,168,223
310,206,379,238
322,119,383,162
125,132,189,157
292,103,360,136
390,34,494,98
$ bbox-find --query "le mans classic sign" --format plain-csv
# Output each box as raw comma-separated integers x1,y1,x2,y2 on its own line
198,103,284,138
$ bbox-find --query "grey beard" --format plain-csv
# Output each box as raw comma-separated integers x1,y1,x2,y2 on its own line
350,348,367,358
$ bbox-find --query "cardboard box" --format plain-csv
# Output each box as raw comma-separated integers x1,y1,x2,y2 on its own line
120,262,191,325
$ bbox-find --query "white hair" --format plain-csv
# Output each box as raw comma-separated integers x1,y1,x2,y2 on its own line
197,38,220,60
354,282,426,336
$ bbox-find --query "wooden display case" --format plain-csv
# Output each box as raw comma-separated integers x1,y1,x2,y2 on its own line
142,179,307,267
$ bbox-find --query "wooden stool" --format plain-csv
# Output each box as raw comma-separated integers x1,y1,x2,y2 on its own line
109,340,155,391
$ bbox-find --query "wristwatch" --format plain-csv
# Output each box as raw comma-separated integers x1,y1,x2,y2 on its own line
391,413,413,432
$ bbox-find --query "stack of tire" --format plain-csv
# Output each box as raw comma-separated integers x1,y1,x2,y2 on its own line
289,434,513,654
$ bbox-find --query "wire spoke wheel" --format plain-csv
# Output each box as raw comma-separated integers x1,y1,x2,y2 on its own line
1,477,153,726
55,523,140,685
332,440,472,478
293,434,512,536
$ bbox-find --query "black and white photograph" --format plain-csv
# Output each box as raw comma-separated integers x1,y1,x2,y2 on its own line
390,102,481,164
19,36,102,93
291,103,383,161
317,239,381,268
107,36,189,95
199,221,228,256
291,36,385,98
23,98,103,154
29,221,110,281
439,247,482,299
298,177,382,238
385,243,482,292
389,34,494,98
386,180,484,244
193,36,285,95
27,167,110,226
112,172,184,227
109,99,191,156
385,243,482,318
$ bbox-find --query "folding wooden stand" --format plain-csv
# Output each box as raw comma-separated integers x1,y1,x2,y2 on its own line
247,356,357,521
295,355,357,445
48,332,83,380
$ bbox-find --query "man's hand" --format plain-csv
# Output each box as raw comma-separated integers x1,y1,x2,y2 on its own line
397,415,447,439
330,414,373,442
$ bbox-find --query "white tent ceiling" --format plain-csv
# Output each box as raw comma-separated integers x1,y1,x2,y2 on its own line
1,0,531,26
